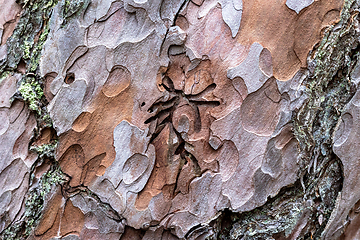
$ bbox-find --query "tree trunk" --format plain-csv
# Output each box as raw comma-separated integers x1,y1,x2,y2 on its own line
1,0,360,239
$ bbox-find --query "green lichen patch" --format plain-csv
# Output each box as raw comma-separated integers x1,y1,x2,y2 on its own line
0,165,68,240
1,0,59,72
0,0,59,128
18,77,43,114
29,140,59,181
30,142,58,160
17,74,52,127
23,165,67,235
1,120,60,239
0,2,64,238
60,0,90,26
1,125,61,239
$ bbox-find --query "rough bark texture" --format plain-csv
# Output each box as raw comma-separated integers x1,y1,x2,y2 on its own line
1,0,360,239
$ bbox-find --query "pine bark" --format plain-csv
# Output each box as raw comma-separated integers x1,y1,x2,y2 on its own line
1,0,360,239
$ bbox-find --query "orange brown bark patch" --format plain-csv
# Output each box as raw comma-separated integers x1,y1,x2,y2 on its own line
239,0,343,80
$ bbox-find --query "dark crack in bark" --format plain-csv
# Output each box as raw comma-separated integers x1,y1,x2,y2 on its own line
144,76,220,201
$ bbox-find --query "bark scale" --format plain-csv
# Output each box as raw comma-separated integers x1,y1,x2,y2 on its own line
0,0,360,239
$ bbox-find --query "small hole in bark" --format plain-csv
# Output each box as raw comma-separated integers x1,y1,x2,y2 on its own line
141,102,145,107
64,73,75,84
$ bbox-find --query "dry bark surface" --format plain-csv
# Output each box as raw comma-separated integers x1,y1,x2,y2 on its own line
1,0,360,239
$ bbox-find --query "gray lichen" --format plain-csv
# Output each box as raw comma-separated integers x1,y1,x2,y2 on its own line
0,1,70,239
60,0,90,25
0,165,68,240
0,0,59,128
1,0,58,72
214,0,360,239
